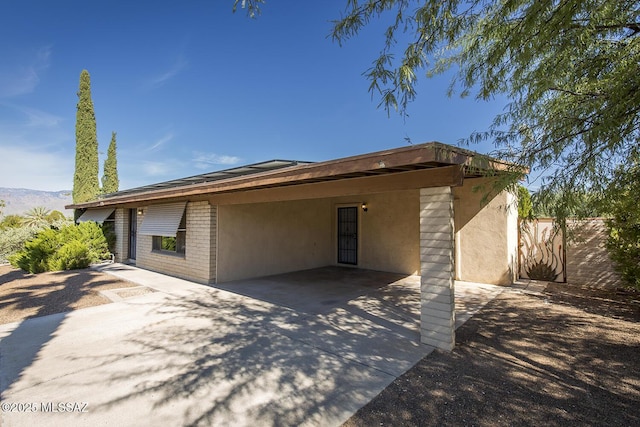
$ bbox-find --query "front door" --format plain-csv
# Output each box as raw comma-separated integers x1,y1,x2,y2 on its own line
337,206,358,265
129,208,137,261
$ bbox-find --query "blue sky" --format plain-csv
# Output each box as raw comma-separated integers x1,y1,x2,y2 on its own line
0,0,506,192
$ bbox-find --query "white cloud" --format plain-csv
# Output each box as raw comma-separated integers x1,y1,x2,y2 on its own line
145,132,174,151
192,152,242,170
0,46,51,98
7,104,63,128
146,55,188,89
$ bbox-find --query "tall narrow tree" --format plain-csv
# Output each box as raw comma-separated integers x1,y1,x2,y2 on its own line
73,69,100,204
102,131,119,194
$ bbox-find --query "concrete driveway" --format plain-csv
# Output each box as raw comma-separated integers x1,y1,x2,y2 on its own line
0,265,503,427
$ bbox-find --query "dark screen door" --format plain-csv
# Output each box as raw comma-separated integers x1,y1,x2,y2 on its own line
337,207,358,265
129,208,137,260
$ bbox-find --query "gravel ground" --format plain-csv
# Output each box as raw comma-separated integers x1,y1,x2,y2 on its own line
2,263,639,426
343,283,640,427
0,264,141,325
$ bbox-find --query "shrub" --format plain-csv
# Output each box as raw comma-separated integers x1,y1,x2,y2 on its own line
49,240,92,270
602,160,640,289
0,226,40,264
9,228,59,273
9,222,111,273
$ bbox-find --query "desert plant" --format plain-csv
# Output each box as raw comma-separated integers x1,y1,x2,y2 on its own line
9,221,111,273
22,206,51,228
0,226,40,264
49,240,93,270
0,215,24,230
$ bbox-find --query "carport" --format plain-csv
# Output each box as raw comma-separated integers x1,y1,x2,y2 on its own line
67,142,519,351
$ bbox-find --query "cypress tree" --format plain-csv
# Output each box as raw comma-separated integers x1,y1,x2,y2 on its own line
102,131,119,194
73,69,100,204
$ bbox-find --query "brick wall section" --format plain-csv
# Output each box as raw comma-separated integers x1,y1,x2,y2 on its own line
566,218,621,288
136,201,215,284
113,208,129,263
210,205,217,283
420,187,455,351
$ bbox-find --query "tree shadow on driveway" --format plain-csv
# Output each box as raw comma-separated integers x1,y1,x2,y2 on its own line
0,268,136,396
88,271,433,426
344,290,640,426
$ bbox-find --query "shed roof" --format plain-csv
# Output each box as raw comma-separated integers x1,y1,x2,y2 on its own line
67,142,515,209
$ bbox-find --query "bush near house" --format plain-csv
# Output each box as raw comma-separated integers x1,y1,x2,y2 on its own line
0,227,40,264
9,222,111,273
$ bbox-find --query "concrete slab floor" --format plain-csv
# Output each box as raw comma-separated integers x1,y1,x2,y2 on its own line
0,265,504,427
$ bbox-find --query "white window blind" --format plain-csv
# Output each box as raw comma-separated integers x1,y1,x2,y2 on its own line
76,208,115,224
138,202,186,237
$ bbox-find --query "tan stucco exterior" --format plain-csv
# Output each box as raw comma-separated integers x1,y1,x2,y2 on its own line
110,180,518,286
216,190,421,282
216,199,333,283
453,178,518,285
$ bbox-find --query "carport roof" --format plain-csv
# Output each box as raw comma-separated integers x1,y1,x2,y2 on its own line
67,141,518,209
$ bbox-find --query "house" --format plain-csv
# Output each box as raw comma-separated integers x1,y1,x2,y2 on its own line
68,142,520,350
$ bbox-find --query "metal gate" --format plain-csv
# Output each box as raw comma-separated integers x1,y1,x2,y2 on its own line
337,207,358,265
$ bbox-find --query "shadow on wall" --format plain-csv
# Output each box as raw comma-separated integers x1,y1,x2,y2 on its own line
566,219,621,288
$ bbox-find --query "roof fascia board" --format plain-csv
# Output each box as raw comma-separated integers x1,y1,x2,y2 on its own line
67,143,508,209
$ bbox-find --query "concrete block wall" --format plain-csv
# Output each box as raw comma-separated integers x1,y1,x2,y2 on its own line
210,205,217,283
113,208,129,263
566,218,621,288
419,186,455,351
136,201,215,284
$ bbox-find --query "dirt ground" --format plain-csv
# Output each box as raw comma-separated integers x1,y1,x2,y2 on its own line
0,264,141,325
2,264,639,425
344,282,640,426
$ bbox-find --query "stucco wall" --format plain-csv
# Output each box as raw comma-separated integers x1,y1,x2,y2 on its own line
216,190,421,282
136,201,215,284
330,190,420,275
453,178,518,285
216,199,333,282
566,218,621,288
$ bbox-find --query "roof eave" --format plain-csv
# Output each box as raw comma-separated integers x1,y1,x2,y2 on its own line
66,142,522,209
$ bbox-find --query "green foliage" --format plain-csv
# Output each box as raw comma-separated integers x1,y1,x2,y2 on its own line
329,0,639,219
0,226,39,264
22,206,51,228
232,0,265,18
46,210,67,223
0,199,4,217
517,186,533,219
162,236,176,251
0,215,24,229
101,221,117,254
532,190,602,220
73,69,100,204
101,131,119,194
602,160,640,289
10,228,59,273
9,222,111,273
49,240,92,271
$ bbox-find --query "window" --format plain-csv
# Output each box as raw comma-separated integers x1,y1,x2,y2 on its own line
152,210,186,255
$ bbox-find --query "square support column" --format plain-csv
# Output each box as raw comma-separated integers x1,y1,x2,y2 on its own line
420,187,455,350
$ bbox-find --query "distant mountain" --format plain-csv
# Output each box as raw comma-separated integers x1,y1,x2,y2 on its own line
0,188,74,217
